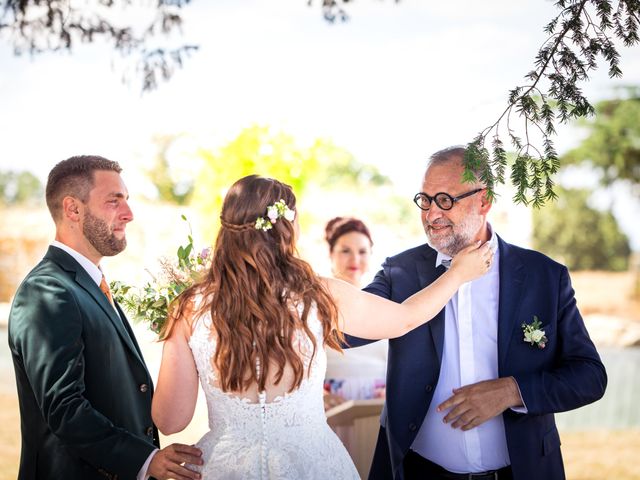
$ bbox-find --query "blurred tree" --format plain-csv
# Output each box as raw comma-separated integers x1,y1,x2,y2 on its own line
191,125,395,240
532,186,631,271
0,0,198,91
563,91,640,193
309,139,390,188
146,134,194,205
192,125,316,220
468,1,640,207
0,170,43,206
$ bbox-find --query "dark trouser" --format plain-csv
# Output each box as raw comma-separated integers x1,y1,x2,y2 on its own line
403,450,514,480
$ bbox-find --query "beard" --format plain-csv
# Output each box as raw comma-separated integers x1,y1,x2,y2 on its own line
424,212,483,257
83,210,127,257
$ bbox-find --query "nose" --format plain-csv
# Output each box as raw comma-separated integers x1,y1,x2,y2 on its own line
424,203,445,223
120,201,134,223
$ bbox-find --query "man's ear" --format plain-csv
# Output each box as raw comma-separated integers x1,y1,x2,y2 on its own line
479,189,493,215
62,196,82,221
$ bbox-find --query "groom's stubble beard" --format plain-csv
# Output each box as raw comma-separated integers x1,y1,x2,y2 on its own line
83,209,127,257
424,210,484,257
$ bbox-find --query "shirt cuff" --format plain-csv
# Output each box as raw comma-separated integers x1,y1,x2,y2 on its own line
137,449,159,480
510,377,528,414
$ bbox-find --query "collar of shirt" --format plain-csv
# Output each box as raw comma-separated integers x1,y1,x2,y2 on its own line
435,223,498,269
51,240,103,287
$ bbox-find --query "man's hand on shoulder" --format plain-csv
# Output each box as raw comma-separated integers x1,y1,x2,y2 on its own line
437,377,523,431
148,443,203,480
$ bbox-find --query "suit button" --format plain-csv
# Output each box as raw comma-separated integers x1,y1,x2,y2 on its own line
409,423,417,432
139,383,148,393
425,384,433,393
146,427,154,437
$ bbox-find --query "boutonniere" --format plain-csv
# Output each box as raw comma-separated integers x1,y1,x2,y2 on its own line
521,315,548,349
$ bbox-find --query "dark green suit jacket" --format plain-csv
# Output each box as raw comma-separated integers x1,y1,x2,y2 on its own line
8,246,159,480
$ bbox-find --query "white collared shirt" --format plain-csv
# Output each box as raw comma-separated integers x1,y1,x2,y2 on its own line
51,240,103,286
49,241,157,479
411,227,511,473
51,240,120,316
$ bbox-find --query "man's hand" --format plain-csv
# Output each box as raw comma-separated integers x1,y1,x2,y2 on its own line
147,443,203,480
437,377,523,431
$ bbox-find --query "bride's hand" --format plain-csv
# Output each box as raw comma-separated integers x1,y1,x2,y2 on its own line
449,241,493,283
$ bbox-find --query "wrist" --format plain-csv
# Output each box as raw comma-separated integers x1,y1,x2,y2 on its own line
445,264,466,285
505,376,523,408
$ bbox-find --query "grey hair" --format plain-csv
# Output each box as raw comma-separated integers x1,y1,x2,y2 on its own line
426,145,484,185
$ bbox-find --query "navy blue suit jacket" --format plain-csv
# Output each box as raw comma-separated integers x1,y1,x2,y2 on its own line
353,237,606,480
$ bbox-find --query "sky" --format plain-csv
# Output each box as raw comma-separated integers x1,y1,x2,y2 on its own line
1,0,639,248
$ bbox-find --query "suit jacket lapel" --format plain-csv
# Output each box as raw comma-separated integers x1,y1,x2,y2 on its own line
417,248,447,363
45,247,146,367
497,237,527,370
114,301,148,369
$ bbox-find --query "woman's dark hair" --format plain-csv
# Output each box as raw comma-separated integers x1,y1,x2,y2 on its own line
324,217,373,252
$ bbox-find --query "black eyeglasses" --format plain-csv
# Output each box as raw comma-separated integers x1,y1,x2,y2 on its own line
413,188,484,211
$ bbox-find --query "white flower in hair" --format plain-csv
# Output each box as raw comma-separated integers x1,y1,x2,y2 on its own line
255,217,273,231
283,207,295,221
267,205,279,223
254,199,295,232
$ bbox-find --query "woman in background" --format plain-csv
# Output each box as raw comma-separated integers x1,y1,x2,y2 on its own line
325,217,373,287
324,217,387,405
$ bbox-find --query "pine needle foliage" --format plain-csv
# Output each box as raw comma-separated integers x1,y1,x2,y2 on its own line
467,0,640,206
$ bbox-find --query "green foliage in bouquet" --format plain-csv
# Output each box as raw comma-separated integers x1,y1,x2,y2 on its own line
110,215,211,334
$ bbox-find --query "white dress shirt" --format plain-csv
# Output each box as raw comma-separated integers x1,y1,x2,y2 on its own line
411,227,512,473
50,241,157,479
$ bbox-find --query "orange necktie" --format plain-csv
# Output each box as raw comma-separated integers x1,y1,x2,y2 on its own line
99,275,115,306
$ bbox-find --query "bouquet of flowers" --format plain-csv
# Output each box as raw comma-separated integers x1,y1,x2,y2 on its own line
111,215,212,334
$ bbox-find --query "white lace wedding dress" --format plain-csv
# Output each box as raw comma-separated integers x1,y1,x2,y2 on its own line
187,305,360,479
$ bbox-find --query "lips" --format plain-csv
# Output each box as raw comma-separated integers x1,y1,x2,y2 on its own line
428,224,451,233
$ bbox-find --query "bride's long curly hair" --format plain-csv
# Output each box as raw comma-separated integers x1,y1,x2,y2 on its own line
163,175,343,393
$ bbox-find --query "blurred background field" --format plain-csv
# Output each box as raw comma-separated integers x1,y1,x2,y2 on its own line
2,1,640,478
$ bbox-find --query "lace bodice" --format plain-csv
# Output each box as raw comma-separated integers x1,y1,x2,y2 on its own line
187,305,359,479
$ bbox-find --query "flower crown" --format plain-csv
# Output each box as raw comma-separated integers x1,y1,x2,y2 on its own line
255,199,296,232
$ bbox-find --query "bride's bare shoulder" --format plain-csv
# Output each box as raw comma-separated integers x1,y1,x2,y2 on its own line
321,276,356,297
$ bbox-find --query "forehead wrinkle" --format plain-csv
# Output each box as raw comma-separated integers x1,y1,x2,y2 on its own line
422,167,472,196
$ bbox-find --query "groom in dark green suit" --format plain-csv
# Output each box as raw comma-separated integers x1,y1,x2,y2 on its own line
8,156,202,480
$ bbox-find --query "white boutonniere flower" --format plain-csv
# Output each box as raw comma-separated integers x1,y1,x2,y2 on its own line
521,315,548,349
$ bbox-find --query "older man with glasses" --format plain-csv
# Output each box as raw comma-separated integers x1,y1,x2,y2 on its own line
346,146,607,480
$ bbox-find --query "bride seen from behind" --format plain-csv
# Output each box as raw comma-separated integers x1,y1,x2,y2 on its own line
151,175,492,479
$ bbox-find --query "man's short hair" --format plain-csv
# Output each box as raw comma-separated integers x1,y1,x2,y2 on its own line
45,155,122,221
428,146,466,166
427,145,484,183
